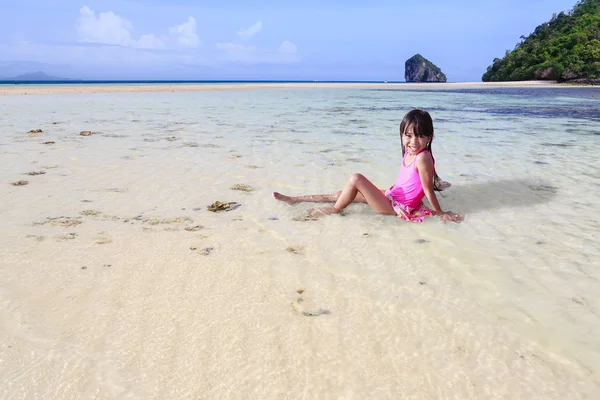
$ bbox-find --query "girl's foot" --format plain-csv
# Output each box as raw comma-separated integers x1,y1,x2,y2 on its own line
273,192,298,205
308,206,341,217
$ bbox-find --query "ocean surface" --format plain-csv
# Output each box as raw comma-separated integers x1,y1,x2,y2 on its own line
1,85,599,398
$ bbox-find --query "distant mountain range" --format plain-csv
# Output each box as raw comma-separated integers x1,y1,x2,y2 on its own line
0,71,69,81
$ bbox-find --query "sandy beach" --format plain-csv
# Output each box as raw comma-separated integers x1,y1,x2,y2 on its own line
1,84,598,399
0,80,570,96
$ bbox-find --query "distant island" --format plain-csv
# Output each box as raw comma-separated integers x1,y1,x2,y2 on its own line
482,0,600,83
1,71,69,81
405,54,447,83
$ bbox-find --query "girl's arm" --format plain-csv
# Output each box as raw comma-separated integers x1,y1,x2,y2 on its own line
415,153,462,223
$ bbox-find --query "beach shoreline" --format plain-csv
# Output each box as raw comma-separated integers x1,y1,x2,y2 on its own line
0,80,573,96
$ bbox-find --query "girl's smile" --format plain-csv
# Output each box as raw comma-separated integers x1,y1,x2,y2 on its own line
402,127,431,156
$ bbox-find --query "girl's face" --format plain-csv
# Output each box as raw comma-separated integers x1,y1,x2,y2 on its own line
402,125,431,156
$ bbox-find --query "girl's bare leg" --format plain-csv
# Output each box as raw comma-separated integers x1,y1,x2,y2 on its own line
308,174,395,217
272,192,339,205
273,189,386,205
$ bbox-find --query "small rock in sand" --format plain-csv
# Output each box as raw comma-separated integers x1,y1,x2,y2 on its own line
230,183,254,192
292,215,319,222
80,210,101,216
11,180,29,186
198,247,214,256
286,246,303,254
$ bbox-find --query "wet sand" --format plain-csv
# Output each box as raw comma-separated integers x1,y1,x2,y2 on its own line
1,86,598,400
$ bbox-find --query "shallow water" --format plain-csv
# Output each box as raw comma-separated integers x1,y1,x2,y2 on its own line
1,86,599,399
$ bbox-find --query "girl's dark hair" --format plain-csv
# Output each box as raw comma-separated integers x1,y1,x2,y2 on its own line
399,109,442,191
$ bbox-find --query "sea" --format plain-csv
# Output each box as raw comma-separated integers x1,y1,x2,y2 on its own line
1,82,599,398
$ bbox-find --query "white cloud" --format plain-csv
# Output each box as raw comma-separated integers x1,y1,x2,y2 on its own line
1,8,298,75
137,34,166,50
278,41,297,54
76,6,136,47
215,40,299,64
76,6,200,50
278,41,300,62
215,42,256,62
169,17,200,48
237,21,262,41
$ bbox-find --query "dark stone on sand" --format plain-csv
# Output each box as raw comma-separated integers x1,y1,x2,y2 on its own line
185,225,204,231
528,185,559,193
292,215,319,222
286,246,303,254
199,247,214,256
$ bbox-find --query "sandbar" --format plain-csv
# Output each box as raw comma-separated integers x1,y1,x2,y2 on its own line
0,80,571,96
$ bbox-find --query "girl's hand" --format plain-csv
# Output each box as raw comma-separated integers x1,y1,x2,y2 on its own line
440,211,463,223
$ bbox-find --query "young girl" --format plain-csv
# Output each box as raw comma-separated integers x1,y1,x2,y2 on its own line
273,109,462,223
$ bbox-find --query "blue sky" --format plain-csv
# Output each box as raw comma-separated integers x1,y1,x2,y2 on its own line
0,0,579,81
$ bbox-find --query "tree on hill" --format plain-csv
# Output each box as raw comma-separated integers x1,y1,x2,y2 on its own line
482,0,600,82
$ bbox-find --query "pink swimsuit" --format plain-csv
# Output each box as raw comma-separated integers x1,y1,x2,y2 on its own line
384,150,434,223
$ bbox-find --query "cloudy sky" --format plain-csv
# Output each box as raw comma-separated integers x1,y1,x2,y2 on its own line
0,0,578,81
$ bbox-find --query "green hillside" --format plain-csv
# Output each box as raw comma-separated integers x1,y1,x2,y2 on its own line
482,0,600,82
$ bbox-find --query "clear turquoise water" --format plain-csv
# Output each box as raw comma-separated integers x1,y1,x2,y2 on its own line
1,86,599,397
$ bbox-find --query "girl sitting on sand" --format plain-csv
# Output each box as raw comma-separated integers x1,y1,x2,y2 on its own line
273,109,462,223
